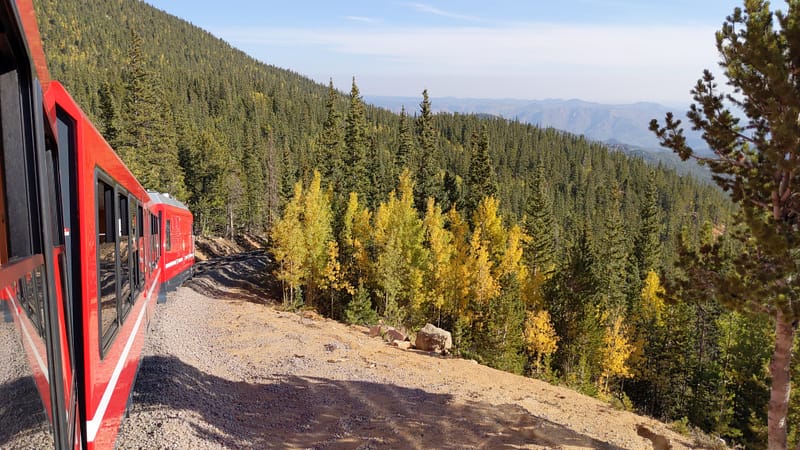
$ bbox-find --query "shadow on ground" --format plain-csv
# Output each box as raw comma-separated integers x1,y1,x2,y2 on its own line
185,250,280,305
127,355,626,449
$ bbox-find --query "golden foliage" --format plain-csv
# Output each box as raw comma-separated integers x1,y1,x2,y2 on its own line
640,270,666,326
524,309,559,373
600,315,634,392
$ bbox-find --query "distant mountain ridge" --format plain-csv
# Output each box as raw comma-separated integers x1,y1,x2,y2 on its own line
366,96,710,154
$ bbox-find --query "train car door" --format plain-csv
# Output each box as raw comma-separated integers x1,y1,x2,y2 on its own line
0,4,77,448
54,105,82,447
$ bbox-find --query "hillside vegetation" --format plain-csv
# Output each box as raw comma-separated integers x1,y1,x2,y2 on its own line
32,0,788,447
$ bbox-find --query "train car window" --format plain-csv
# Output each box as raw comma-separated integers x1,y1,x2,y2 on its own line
138,205,144,238
130,200,140,299
118,193,130,315
0,67,40,260
96,179,118,348
165,219,171,252
45,145,63,247
137,206,144,286
157,212,162,262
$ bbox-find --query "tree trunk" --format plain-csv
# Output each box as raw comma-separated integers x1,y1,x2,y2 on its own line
768,309,795,450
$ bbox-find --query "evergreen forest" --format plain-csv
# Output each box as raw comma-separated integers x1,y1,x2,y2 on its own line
33,0,797,446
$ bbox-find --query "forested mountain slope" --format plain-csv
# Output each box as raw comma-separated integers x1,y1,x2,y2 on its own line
34,0,727,246
33,1,783,447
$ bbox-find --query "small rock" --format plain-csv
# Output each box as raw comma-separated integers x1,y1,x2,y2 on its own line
368,325,384,338
392,340,412,350
324,341,343,352
384,328,407,342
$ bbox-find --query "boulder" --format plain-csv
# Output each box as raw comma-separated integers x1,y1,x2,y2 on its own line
414,323,452,354
384,328,407,342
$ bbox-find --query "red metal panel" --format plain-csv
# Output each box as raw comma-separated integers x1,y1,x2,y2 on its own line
14,0,50,86
44,82,156,450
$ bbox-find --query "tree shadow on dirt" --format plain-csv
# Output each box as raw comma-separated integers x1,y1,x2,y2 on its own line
126,355,626,449
185,251,280,305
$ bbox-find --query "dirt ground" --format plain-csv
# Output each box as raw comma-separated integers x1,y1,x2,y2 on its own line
118,249,707,449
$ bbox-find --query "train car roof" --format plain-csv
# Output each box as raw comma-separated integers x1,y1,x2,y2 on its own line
147,191,190,210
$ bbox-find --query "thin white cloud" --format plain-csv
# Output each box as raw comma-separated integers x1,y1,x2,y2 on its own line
405,2,483,22
220,23,717,71
343,16,382,24
216,23,721,102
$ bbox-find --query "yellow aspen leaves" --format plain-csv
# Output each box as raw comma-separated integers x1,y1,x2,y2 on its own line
524,309,559,373
640,270,666,326
599,315,634,392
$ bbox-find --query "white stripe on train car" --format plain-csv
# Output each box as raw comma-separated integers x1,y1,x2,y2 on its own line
86,268,160,442
164,252,194,270
5,287,49,383
164,256,181,269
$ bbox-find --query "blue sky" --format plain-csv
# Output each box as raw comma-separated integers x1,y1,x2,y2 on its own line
144,0,747,104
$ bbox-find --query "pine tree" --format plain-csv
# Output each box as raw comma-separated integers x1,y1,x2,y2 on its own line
522,166,557,279
97,80,118,144
343,78,372,204
116,29,185,197
396,105,415,172
465,126,497,215
182,130,229,235
344,282,378,325
635,176,662,275
242,132,265,232
597,184,628,316
479,274,526,374
650,3,800,445
415,89,443,210
319,79,345,191
547,225,602,386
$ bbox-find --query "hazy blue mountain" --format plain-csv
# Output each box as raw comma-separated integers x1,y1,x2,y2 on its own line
365,96,711,155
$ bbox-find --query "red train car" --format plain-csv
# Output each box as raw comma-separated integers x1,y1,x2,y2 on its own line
147,192,193,302
0,1,193,449
45,81,162,449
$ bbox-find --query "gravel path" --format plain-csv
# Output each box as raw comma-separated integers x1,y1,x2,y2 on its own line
116,252,697,450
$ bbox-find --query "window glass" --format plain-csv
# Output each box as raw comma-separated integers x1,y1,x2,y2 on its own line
97,180,117,343
1,69,39,259
130,201,140,298
117,193,130,312
165,219,171,252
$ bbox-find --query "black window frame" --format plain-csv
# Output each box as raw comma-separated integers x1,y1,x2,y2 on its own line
165,218,171,252
95,174,118,354
95,169,141,357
